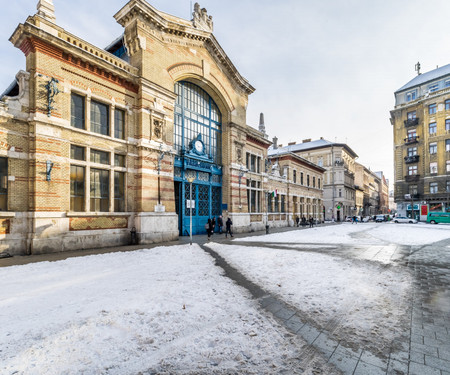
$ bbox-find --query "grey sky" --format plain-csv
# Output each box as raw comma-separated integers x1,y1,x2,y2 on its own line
1,0,450,186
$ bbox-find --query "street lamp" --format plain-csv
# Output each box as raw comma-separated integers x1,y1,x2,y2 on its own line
188,176,195,245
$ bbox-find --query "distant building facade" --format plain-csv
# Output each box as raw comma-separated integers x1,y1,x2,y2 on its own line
391,64,450,219
273,138,357,221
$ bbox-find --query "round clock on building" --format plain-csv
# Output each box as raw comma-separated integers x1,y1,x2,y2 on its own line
194,139,204,154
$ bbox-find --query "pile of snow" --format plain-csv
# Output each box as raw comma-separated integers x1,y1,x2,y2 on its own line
208,243,412,354
238,222,450,246
0,245,317,374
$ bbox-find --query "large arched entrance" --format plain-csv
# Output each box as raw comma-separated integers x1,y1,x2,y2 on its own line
173,81,223,235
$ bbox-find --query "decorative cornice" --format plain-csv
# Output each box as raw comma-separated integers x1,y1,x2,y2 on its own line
114,0,255,95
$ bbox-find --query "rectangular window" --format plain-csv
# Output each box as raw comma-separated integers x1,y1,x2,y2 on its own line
91,100,109,136
429,103,437,115
429,122,437,134
281,195,285,213
406,91,416,102
447,140,450,152
0,157,7,210
293,170,297,183
447,161,450,173
408,147,417,156
408,165,418,175
114,171,125,212
430,182,438,194
268,194,272,213
407,129,417,140
257,157,261,173
318,178,321,189
446,119,450,131
250,155,256,172
90,169,109,212
430,162,438,174
446,100,450,111
407,111,417,119
409,185,418,195
114,154,125,167
300,172,304,185
339,189,342,197
274,196,279,212
114,108,125,139
246,153,250,170
313,176,316,188
71,93,85,129
307,175,310,186
429,84,439,93
70,145,85,161
91,149,110,165
70,165,85,212
430,143,437,154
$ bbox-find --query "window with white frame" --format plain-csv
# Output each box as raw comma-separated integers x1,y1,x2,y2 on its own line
429,122,437,134
408,165,418,175
409,185,418,195
408,147,417,156
447,161,450,173
406,91,416,102
429,84,439,93
407,111,416,119
430,162,438,174
430,182,438,194
429,103,437,115
407,129,417,140
446,119,450,131
446,139,450,152
430,142,437,154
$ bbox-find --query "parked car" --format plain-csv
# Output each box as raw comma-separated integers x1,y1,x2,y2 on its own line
375,215,386,222
426,212,450,224
393,216,417,224
362,216,371,222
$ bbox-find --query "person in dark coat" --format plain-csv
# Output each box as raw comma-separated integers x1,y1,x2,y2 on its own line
212,217,216,233
225,218,233,238
296,216,300,227
207,218,213,240
217,216,223,234
301,216,307,227
309,216,314,228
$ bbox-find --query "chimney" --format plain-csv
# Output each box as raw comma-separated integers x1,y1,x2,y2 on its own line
288,142,296,146
272,136,278,149
302,138,311,143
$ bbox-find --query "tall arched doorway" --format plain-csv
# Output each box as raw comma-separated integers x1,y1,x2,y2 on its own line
173,81,223,235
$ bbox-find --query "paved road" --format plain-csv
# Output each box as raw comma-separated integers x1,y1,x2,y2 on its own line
1,223,449,375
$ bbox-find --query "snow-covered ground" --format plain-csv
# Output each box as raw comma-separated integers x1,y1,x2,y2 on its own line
207,242,412,354
0,245,314,375
238,222,450,246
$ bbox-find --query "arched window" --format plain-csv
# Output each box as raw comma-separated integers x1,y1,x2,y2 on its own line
174,81,222,164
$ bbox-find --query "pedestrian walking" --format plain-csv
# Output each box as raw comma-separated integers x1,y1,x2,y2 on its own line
352,215,357,224
301,216,307,227
296,216,300,227
212,217,216,233
206,218,213,240
225,217,233,238
309,216,314,228
217,216,223,234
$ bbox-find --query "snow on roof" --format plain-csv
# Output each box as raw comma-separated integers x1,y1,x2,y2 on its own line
395,63,450,93
268,138,358,158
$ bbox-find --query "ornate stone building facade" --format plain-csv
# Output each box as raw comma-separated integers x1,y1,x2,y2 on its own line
391,64,450,219
0,0,324,255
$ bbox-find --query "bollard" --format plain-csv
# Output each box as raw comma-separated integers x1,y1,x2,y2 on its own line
130,227,137,245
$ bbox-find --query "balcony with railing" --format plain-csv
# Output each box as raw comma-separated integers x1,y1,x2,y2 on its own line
404,155,419,164
405,174,420,182
404,118,419,127
404,136,419,145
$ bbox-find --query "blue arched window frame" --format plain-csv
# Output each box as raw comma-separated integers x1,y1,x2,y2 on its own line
174,81,222,165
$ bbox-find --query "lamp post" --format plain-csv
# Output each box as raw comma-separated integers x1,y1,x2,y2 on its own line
265,190,270,234
188,176,195,245
156,144,166,206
